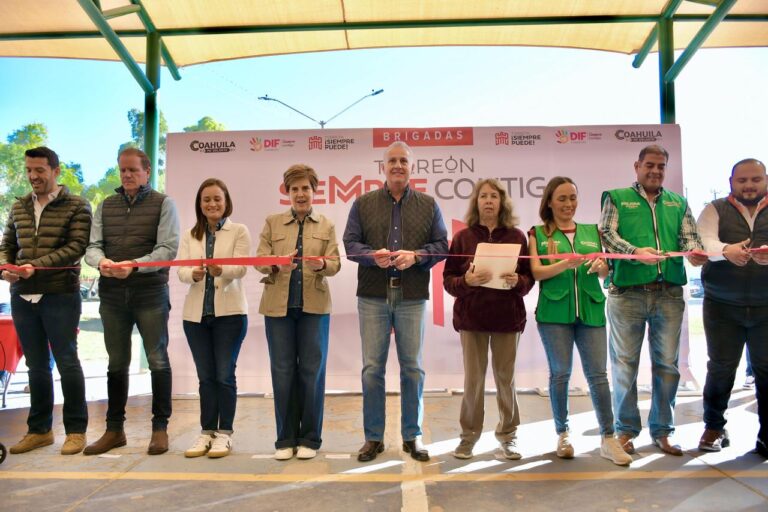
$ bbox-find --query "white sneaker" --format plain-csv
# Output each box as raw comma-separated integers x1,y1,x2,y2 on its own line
601,436,633,466
296,446,317,459
185,434,214,458
744,375,756,390
207,433,232,458
275,447,295,460
556,432,574,459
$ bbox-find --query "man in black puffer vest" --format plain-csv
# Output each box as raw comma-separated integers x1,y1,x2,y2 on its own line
696,158,768,459
344,141,448,463
1,147,91,456
84,148,179,456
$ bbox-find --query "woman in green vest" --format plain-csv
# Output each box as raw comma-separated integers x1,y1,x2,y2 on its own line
528,176,632,466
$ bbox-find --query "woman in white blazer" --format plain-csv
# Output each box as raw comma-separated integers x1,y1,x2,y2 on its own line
177,178,251,459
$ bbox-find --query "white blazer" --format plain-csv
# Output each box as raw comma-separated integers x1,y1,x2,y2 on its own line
177,219,251,322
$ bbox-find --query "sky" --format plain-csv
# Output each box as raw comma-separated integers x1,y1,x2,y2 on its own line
0,45,766,216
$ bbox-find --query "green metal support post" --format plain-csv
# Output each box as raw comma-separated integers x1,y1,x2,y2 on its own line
145,31,161,189
658,17,675,124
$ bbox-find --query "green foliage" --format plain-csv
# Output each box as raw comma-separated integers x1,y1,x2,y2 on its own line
0,123,49,217
183,116,226,132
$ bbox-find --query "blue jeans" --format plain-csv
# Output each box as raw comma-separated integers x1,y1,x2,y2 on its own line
11,292,87,434
607,285,685,438
702,298,768,442
99,284,172,431
183,315,247,433
537,321,614,435
358,289,425,442
265,309,329,450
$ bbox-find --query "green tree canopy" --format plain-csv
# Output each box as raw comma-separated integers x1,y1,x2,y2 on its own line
183,116,226,132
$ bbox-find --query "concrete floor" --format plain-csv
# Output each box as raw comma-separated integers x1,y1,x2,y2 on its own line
1,391,766,512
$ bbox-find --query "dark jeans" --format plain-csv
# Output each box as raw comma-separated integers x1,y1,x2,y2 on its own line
702,298,768,442
11,292,87,434
183,315,247,433
99,285,172,431
264,309,329,450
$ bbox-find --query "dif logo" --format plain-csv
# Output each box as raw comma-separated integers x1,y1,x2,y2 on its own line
555,129,587,144
249,137,281,151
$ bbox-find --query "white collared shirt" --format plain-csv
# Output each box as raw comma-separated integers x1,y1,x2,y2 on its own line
697,195,768,262
20,187,62,303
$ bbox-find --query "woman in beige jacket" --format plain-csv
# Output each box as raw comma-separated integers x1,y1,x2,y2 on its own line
178,178,251,459
256,164,340,460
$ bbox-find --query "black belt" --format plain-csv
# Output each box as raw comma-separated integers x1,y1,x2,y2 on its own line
623,281,674,292
388,277,402,288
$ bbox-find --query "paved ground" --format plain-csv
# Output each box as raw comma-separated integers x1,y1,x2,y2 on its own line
1,392,766,512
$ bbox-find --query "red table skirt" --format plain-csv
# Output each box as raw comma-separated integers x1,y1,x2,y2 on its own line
0,315,23,373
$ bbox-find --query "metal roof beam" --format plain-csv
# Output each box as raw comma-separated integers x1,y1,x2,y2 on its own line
76,0,154,93
665,0,738,83
128,0,181,81
102,5,141,20
633,0,686,68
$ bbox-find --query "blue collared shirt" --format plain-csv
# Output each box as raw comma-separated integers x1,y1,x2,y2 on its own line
202,218,226,317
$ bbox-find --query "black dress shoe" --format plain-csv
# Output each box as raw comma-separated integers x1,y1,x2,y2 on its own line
402,439,430,462
357,440,384,462
756,438,768,459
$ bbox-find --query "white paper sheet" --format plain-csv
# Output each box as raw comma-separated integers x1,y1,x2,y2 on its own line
472,243,521,290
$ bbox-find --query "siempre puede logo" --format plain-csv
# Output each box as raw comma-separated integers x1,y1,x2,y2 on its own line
495,131,541,146
372,127,473,147
308,135,356,151
614,129,663,142
189,140,236,153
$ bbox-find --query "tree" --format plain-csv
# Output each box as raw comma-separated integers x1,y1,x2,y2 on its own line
183,116,226,132
0,123,50,216
120,108,169,168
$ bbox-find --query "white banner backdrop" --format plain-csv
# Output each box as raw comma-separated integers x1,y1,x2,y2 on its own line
166,124,688,394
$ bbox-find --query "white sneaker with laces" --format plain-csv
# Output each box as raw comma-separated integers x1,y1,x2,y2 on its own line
185,434,214,458
275,447,295,460
556,432,574,459
601,435,633,466
296,446,317,459
207,433,232,458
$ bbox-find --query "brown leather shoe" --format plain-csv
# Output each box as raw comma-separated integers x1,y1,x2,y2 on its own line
653,436,683,456
9,431,54,454
617,433,636,455
83,430,127,455
147,430,169,455
699,429,729,452
357,440,384,462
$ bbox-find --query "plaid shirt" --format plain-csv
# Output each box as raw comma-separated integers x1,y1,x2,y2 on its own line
599,182,702,254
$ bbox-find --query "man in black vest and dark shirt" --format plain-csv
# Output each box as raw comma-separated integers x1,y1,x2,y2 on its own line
697,158,768,458
343,141,448,462
84,147,180,455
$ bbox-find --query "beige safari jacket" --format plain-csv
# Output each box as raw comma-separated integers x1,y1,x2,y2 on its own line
255,209,340,317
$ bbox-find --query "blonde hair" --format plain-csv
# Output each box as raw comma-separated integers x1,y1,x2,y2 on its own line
464,179,518,228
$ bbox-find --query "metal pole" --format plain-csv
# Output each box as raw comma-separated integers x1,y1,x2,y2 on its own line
658,17,675,124
145,31,161,188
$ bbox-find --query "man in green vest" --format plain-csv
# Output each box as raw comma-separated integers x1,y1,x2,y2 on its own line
599,144,707,456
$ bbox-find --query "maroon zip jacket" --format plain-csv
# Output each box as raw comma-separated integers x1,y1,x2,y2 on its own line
443,223,533,333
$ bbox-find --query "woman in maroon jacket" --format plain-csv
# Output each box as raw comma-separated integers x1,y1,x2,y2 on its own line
443,178,534,460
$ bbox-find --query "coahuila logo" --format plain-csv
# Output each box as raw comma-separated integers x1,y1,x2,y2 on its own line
615,129,663,142
189,140,236,153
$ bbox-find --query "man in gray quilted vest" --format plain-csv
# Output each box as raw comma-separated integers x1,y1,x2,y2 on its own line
344,141,448,462
84,147,179,455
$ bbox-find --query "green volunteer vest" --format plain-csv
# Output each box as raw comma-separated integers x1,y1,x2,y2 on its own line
602,187,687,287
534,224,606,326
